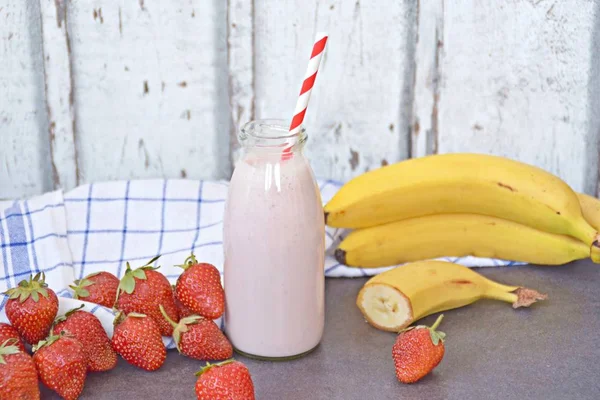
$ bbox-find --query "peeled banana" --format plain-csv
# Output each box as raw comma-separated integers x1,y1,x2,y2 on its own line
336,213,590,267
357,260,547,332
324,153,600,261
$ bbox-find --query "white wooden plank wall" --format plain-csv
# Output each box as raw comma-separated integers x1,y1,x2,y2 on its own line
0,1,51,198
1,0,599,198
67,0,229,184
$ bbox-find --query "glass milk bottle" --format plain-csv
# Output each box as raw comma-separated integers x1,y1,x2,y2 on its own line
223,119,325,360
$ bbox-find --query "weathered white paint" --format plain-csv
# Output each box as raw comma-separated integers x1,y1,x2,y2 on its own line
411,0,443,158
438,0,600,194
67,0,230,183
1,0,600,198
227,0,254,166
253,0,416,180
0,1,51,199
39,0,79,190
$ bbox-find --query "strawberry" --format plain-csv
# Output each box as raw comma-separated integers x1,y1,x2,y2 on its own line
159,305,232,361
175,254,224,320
172,284,195,318
392,314,446,384
111,312,166,371
3,273,59,345
70,271,119,308
0,323,26,353
33,334,87,400
52,304,117,372
195,360,255,400
0,338,40,400
115,256,179,336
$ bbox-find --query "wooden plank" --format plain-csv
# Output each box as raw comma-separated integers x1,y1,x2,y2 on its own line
253,0,416,180
0,1,51,198
227,0,254,167
438,0,599,194
39,0,79,190
410,0,443,158
67,0,230,183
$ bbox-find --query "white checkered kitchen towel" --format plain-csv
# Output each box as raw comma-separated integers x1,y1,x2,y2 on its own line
0,179,521,347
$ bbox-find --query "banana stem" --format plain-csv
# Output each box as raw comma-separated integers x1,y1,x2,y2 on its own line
483,285,547,308
482,287,519,305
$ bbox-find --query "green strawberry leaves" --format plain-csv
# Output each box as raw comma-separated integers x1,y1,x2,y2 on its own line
112,311,147,326
195,359,235,376
70,278,93,299
69,272,108,299
132,269,147,280
119,274,137,295
143,255,161,267
398,314,446,346
0,339,21,364
54,304,86,325
73,288,90,298
175,253,198,271
32,333,62,353
4,273,51,303
117,257,159,295
427,314,446,346
160,303,203,352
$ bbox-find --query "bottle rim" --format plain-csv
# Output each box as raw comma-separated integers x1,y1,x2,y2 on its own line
240,119,307,150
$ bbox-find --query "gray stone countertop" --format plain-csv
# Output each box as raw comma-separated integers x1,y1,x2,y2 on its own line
42,260,600,399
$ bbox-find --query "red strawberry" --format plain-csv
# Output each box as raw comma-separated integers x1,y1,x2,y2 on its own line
392,314,446,384
0,338,40,399
0,323,26,353
33,334,87,400
52,304,117,372
111,312,166,371
172,285,195,318
175,254,224,320
159,305,232,361
195,360,255,400
4,273,59,345
70,271,119,308
115,256,179,336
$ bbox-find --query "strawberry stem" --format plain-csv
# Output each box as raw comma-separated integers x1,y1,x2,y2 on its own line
195,362,214,376
428,314,446,346
175,253,198,271
194,359,236,376
430,314,444,331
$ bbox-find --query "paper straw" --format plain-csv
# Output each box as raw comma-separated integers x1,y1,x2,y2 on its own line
282,32,328,158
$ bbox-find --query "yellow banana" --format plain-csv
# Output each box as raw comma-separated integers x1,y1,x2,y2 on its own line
356,260,547,332
336,213,589,267
324,153,600,261
578,192,600,231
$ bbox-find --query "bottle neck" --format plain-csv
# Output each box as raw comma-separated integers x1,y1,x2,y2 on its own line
239,119,307,156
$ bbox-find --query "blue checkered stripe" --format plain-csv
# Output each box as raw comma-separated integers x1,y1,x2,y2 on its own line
64,179,226,284
0,190,74,311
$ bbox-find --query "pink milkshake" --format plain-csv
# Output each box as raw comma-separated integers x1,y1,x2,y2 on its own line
223,119,325,359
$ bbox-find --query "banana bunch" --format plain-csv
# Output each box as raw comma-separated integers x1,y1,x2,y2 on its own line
324,153,600,267
357,260,547,331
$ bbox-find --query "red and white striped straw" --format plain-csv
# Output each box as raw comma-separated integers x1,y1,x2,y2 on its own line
283,32,328,157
